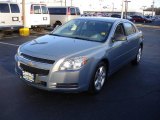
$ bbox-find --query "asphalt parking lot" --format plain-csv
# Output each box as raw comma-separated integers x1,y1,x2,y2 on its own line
0,24,160,120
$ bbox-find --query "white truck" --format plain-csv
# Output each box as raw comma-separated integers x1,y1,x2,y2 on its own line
23,3,50,29
0,2,23,31
48,6,81,28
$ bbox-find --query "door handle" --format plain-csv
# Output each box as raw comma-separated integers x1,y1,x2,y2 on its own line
1,21,5,23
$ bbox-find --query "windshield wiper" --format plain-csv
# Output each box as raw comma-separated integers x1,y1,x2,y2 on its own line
70,36,92,41
48,33,64,37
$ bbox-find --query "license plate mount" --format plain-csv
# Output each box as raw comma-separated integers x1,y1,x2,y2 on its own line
22,71,35,82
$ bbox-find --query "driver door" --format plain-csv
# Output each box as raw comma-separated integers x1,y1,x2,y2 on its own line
109,23,130,73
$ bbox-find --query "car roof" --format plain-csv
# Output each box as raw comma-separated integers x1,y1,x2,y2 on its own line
76,17,128,23
48,6,77,8
0,1,18,4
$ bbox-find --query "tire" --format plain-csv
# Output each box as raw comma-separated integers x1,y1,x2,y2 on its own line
88,62,108,94
53,21,62,29
131,47,142,65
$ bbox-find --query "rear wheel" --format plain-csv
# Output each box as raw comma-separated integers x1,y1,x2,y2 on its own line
53,21,62,29
89,62,108,94
132,47,142,65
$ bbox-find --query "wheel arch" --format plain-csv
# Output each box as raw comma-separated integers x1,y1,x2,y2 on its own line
100,58,110,73
140,42,143,49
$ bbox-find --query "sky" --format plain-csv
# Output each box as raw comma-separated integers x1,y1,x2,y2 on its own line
1,0,160,12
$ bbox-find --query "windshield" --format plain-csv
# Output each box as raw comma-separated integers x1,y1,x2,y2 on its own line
51,19,113,42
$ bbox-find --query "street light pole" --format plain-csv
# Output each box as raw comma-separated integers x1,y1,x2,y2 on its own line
152,0,155,16
22,0,26,27
112,3,114,12
124,0,131,19
142,6,147,16
121,0,124,19
65,0,66,6
71,0,73,6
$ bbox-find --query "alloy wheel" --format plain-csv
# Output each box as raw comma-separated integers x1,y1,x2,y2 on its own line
94,66,106,91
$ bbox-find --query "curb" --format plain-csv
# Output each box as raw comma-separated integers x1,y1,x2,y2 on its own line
136,24,160,29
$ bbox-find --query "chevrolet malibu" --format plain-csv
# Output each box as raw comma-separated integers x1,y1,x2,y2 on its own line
15,17,143,94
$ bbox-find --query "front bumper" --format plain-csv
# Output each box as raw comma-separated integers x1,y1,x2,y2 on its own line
0,25,23,31
15,54,90,92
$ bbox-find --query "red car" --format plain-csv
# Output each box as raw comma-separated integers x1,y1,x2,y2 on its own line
131,15,152,23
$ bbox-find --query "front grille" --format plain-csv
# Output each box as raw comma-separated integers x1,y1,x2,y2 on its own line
21,53,55,64
20,63,49,75
56,83,78,88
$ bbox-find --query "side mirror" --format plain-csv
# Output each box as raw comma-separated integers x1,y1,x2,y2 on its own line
112,35,127,42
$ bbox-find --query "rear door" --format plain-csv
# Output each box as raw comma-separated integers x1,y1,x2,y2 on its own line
69,7,77,21
41,5,50,26
0,3,10,27
75,7,81,16
10,4,22,27
30,4,42,26
123,22,139,58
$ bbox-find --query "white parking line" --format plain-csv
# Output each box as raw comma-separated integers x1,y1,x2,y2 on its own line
0,41,19,47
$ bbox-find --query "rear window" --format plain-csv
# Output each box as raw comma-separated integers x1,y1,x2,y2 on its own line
41,6,48,14
70,8,76,15
10,4,20,13
76,8,80,15
48,8,66,15
34,6,41,14
0,3,10,13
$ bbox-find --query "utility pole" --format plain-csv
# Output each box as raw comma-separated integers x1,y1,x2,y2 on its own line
152,0,155,16
142,6,147,16
124,0,131,19
121,0,124,19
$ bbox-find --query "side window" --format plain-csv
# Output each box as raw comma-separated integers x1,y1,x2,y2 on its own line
70,8,76,15
10,4,20,13
48,8,66,15
41,6,48,14
114,23,125,37
34,6,41,14
0,3,10,13
123,22,136,36
76,8,80,15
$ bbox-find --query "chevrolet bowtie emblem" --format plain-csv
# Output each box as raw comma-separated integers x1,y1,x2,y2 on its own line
28,61,33,67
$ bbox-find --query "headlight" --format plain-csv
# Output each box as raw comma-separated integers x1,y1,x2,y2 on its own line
17,47,21,56
59,56,88,71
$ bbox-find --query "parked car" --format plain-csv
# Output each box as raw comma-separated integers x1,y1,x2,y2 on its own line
131,15,152,23
111,14,121,18
23,3,50,29
48,6,81,28
15,17,143,94
111,14,133,21
145,16,155,21
0,2,23,31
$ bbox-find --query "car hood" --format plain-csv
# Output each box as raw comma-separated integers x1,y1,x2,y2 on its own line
21,35,102,60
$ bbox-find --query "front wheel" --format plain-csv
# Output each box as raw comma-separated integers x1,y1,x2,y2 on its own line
131,47,142,65
89,62,108,94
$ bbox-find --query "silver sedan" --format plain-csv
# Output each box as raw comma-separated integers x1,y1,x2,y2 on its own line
15,17,143,94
